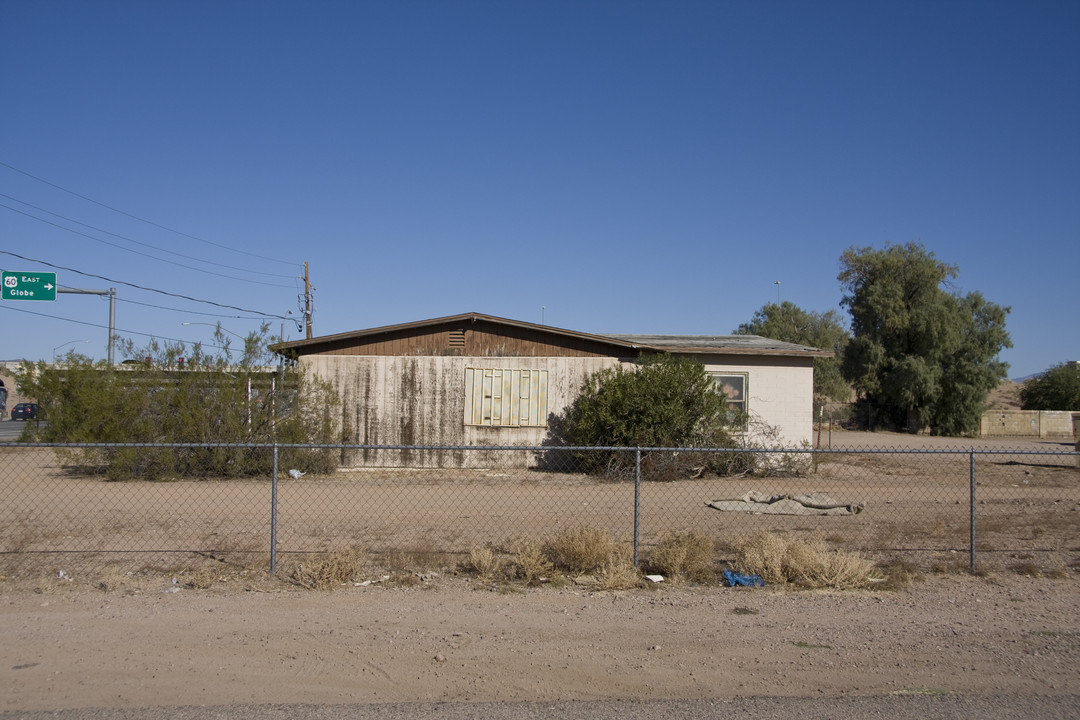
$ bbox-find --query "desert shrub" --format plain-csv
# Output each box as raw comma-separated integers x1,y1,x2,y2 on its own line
290,549,365,590
647,531,717,583
16,327,346,480
468,545,504,582
510,536,554,584
550,354,740,478
730,532,881,589
545,525,616,575
597,545,643,590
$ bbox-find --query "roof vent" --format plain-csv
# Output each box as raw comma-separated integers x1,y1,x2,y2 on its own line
449,329,466,348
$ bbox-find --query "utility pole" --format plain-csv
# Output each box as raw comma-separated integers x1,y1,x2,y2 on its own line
59,286,116,365
301,262,314,339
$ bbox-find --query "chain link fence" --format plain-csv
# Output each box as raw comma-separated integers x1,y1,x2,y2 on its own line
1,441,1077,580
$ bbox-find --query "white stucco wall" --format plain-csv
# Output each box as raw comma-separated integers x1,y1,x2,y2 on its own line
692,354,816,447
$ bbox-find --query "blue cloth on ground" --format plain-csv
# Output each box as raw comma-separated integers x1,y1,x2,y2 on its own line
723,569,765,587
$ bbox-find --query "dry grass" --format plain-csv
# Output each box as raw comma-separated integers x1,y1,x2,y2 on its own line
468,545,503,582
385,539,448,574
290,548,365,590
597,544,642,590
647,531,717,583
510,536,553,585
545,525,616,575
731,532,883,590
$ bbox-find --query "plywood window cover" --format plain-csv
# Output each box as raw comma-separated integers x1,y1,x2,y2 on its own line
464,368,549,428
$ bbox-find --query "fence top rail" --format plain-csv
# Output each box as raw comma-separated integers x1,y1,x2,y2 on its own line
5,442,1078,457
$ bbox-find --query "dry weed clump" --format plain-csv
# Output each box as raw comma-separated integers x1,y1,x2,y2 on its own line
510,536,553,585
290,549,365,590
731,532,882,590
386,540,447,574
597,545,642,590
647,531,717,583
545,525,616,575
468,545,503,582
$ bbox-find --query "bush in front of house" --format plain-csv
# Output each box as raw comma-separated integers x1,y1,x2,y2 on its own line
16,327,346,480
549,354,743,478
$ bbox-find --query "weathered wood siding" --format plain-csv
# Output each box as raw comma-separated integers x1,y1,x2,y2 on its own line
303,355,620,468
307,319,626,358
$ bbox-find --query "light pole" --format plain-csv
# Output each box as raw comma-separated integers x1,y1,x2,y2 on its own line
774,280,781,305
53,339,89,362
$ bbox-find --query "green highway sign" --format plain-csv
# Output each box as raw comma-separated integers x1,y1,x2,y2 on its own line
2,271,57,301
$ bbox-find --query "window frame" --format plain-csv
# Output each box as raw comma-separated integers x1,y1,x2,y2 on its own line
709,372,749,431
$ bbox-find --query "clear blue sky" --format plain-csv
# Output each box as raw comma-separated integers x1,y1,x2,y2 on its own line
1,1,1076,378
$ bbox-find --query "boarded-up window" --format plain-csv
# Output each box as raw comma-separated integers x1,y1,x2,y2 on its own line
464,368,548,427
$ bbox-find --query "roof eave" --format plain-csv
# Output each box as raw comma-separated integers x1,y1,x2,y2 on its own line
270,312,643,354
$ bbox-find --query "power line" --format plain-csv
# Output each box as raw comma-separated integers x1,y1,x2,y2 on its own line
0,201,294,288
0,192,295,280
117,296,277,321
0,249,289,319
0,303,227,351
0,159,296,267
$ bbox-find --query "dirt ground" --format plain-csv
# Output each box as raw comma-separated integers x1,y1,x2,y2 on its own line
0,431,1078,713
1,570,1078,713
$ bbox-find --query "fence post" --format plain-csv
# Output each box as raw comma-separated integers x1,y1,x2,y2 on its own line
633,448,642,567
270,443,279,574
969,450,977,572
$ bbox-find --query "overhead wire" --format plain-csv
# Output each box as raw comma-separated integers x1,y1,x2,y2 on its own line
0,160,295,267
0,201,294,288
0,192,295,280
117,296,280,321
0,303,228,351
0,249,290,320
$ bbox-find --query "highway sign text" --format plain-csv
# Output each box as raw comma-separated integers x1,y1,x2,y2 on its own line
1,271,58,302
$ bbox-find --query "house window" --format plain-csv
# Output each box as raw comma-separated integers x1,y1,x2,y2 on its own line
711,373,748,429
464,368,548,427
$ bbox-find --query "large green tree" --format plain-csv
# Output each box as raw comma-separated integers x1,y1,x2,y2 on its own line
1020,362,1080,410
838,242,1011,435
734,301,851,409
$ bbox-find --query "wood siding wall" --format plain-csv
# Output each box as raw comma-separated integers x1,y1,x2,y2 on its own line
303,355,620,468
302,319,630,358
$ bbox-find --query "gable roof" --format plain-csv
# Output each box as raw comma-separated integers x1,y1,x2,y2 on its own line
272,312,833,359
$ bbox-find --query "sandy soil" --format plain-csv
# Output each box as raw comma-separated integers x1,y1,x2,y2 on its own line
1,571,1078,713
1,430,1077,713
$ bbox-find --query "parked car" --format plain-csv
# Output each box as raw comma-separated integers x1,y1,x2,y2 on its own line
10,403,40,421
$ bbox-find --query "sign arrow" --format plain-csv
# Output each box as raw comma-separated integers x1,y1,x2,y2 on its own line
44,283,55,291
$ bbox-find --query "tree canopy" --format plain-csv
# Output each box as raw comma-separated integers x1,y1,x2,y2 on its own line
734,301,851,408
1020,362,1080,411
838,242,1011,435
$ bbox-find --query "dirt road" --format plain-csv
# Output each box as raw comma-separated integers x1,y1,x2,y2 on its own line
1,572,1077,714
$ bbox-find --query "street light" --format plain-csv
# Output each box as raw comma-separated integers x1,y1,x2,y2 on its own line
53,339,89,362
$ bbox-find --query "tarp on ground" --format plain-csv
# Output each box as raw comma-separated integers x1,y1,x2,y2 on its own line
706,491,864,516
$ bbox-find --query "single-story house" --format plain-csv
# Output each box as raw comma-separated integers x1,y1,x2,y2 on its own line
272,312,831,468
